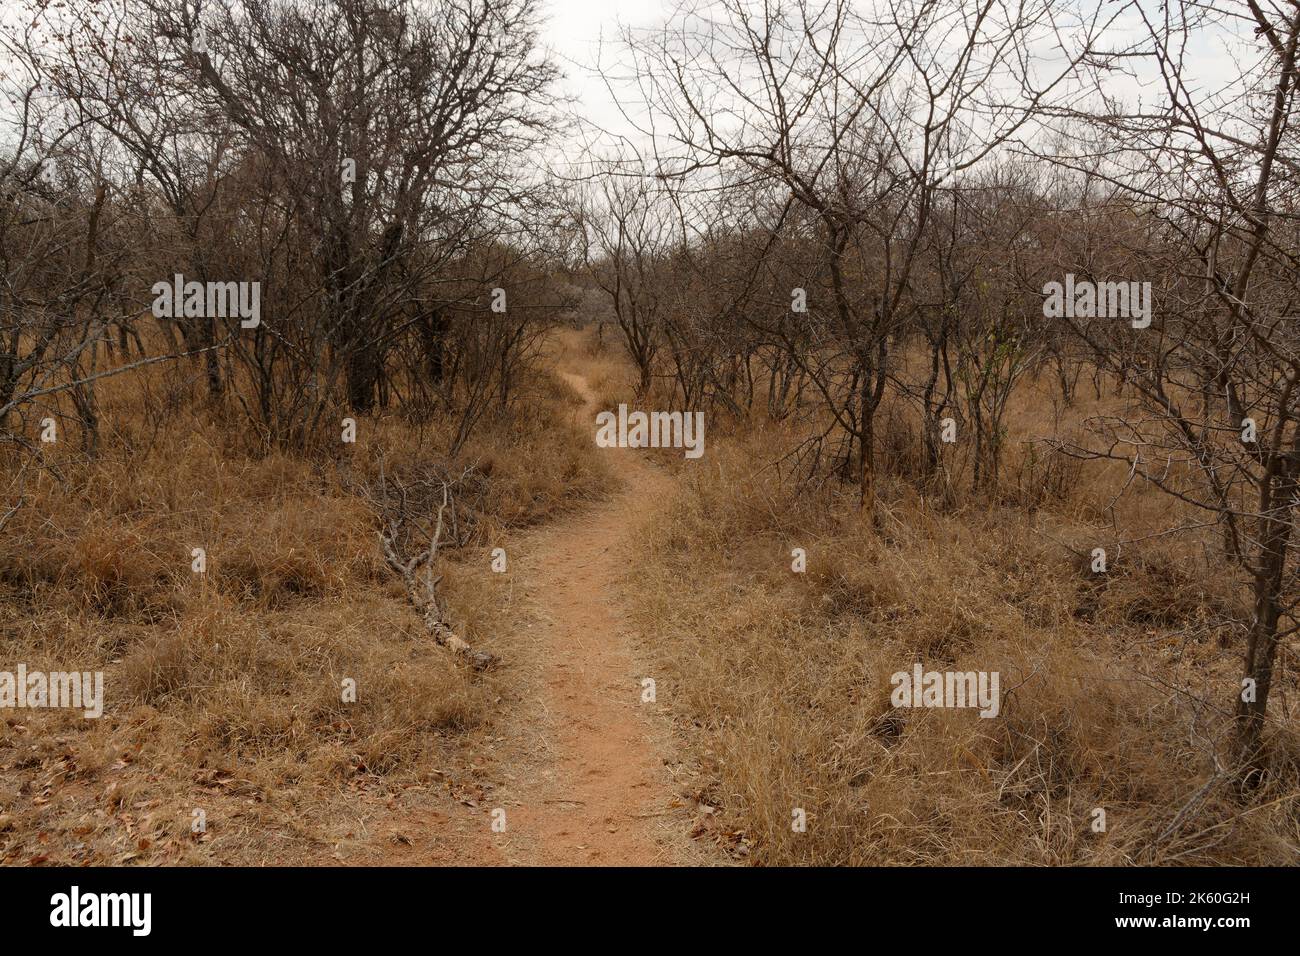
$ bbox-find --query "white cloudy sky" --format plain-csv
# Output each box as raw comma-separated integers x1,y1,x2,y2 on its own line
536,0,1256,162
0,0,1265,172
539,0,663,151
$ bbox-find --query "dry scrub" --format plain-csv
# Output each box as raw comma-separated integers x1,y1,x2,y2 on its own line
625,379,1300,865
0,341,609,864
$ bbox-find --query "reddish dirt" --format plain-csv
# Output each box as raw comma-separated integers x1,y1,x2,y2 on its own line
351,347,710,867
488,367,699,865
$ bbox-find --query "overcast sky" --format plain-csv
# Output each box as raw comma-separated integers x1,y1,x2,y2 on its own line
536,0,1257,174
540,0,659,154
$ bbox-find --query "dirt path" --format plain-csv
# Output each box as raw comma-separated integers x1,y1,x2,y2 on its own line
343,340,709,868
490,363,700,865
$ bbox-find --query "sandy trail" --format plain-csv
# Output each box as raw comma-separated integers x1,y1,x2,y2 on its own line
340,342,713,867
493,364,694,865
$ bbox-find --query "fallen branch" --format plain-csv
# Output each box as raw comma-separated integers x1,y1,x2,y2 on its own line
377,477,496,671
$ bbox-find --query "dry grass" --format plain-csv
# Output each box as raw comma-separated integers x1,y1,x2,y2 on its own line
624,371,1300,865
0,338,610,864
6,319,1299,866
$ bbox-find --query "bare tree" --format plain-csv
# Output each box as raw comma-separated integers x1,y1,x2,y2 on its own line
1043,0,1300,784
571,154,675,396
617,0,1111,508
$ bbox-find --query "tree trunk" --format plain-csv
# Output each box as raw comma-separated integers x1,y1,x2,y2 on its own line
1234,451,1299,788
346,339,382,413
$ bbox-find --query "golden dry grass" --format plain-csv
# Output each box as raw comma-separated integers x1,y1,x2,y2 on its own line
0,336,611,864
623,367,1300,865
5,321,1298,866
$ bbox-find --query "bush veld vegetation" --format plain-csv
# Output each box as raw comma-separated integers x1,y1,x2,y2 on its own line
1,0,1298,867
